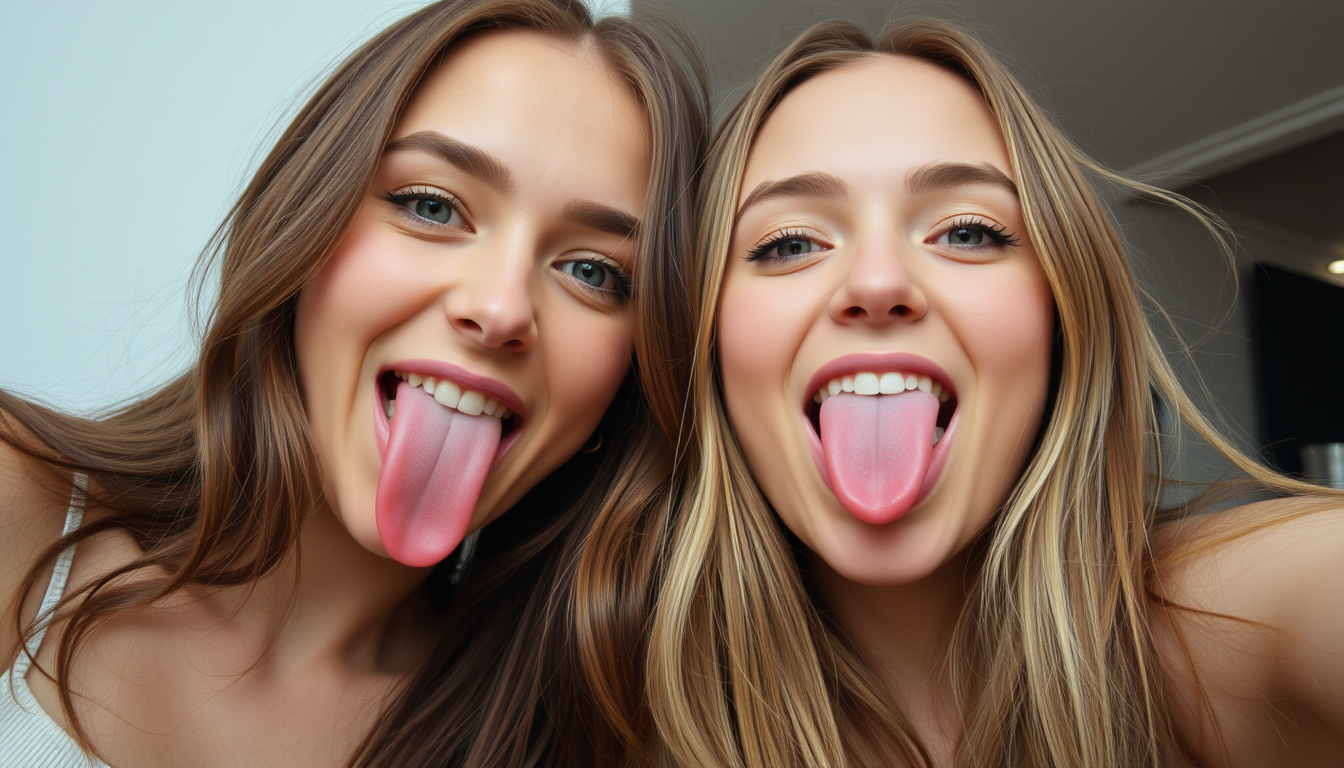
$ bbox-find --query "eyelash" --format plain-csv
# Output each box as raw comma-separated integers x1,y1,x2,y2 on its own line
382,185,470,230
745,228,825,263
382,185,631,303
935,216,1021,249
744,216,1021,265
560,257,634,301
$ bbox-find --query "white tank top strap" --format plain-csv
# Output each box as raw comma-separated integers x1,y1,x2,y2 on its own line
1,473,104,766
11,473,88,682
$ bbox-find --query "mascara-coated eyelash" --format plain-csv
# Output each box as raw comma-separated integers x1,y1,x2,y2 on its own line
932,216,1020,249
745,228,828,263
382,185,470,230
555,256,633,301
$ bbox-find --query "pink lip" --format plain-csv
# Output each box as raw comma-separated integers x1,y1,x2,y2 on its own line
373,359,525,464
802,351,959,523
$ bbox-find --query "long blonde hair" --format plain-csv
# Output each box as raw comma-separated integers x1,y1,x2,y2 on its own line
643,19,1341,768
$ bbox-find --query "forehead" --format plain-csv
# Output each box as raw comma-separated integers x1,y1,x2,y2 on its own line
392,30,651,194
743,55,1011,192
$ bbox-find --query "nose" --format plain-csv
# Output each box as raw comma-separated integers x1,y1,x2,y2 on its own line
444,246,539,352
828,240,928,325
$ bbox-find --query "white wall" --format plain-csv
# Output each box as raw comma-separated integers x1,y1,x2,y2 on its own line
0,1,433,413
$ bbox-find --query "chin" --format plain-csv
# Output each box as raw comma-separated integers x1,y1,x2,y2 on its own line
808,509,967,586
819,549,946,587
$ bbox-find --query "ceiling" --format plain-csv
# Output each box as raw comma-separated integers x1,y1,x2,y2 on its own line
636,0,1344,173
1180,130,1344,260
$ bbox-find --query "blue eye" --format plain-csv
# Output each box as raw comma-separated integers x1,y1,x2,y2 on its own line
557,257,631,299
931,217,1019,250
565,260,611,288
383,186,468,230
413,197,455,225
746,231,828,263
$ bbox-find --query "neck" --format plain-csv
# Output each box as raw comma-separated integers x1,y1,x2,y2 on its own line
211,506,437,675
810,547,972,746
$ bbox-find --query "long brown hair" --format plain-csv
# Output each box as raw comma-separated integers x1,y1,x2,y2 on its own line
1,1,707,765
642,18,1342,768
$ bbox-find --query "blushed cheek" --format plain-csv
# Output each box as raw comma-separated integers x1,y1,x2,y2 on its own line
293,224,419,468
545,312,632,437
947,267,1054,383
716,274,816,482
296,226,423,359
717,277,796,411
953,268,1056,479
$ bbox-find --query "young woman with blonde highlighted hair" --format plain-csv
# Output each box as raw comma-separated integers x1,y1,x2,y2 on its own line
641,19,1344,768
1,1,705,765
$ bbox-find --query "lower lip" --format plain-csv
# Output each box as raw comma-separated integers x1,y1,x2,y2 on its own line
372,383,521,466
802,409,960,523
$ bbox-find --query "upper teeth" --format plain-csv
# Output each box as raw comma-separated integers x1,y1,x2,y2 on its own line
390,370,513,420
812,371,953,404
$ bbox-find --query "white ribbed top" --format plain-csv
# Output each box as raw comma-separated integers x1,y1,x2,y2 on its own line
0,475,105,767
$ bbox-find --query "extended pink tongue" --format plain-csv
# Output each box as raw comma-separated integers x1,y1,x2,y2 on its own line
376,381,501,567
819,391,940,525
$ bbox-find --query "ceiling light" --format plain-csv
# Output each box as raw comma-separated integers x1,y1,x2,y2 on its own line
1329,260,1344,275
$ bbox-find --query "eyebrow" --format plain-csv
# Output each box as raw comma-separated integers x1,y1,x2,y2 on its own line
561,200,640,238
737,171,848,218
383,131,514,194
906,161,1018,197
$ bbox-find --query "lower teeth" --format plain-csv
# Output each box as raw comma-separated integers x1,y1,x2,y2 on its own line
385,400,395,419
933,426,945,445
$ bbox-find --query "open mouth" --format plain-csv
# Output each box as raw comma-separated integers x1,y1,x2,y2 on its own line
378,369,523,448
802,367,960,525
804,370,957,445
370,365,525,568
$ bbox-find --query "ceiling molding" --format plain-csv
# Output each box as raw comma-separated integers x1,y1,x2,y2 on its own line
1124,83,1344,189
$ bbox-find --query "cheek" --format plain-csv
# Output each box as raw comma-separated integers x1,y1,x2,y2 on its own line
543,310,632,432
293,223,432,486
716,272,816,419
971,272,1054,395
943,263,1056,454
715,271,825,526
295,225,421,382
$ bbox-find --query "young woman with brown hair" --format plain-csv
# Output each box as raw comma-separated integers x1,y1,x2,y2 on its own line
642,19,1344,768
0,1,705,765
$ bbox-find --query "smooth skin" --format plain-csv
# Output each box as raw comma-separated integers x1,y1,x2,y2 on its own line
1,31,649,767
716,55,1344,766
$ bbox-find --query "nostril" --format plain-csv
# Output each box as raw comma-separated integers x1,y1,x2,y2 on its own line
892,305,912,317
455,318,483,333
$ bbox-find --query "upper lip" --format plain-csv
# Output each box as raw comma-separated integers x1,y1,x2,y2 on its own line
804,352,956,407
382,358,526,421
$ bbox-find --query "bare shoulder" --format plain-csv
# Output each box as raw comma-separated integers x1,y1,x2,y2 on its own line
1151,496,1344,765
1153,496,1344,629
0,418,73,657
